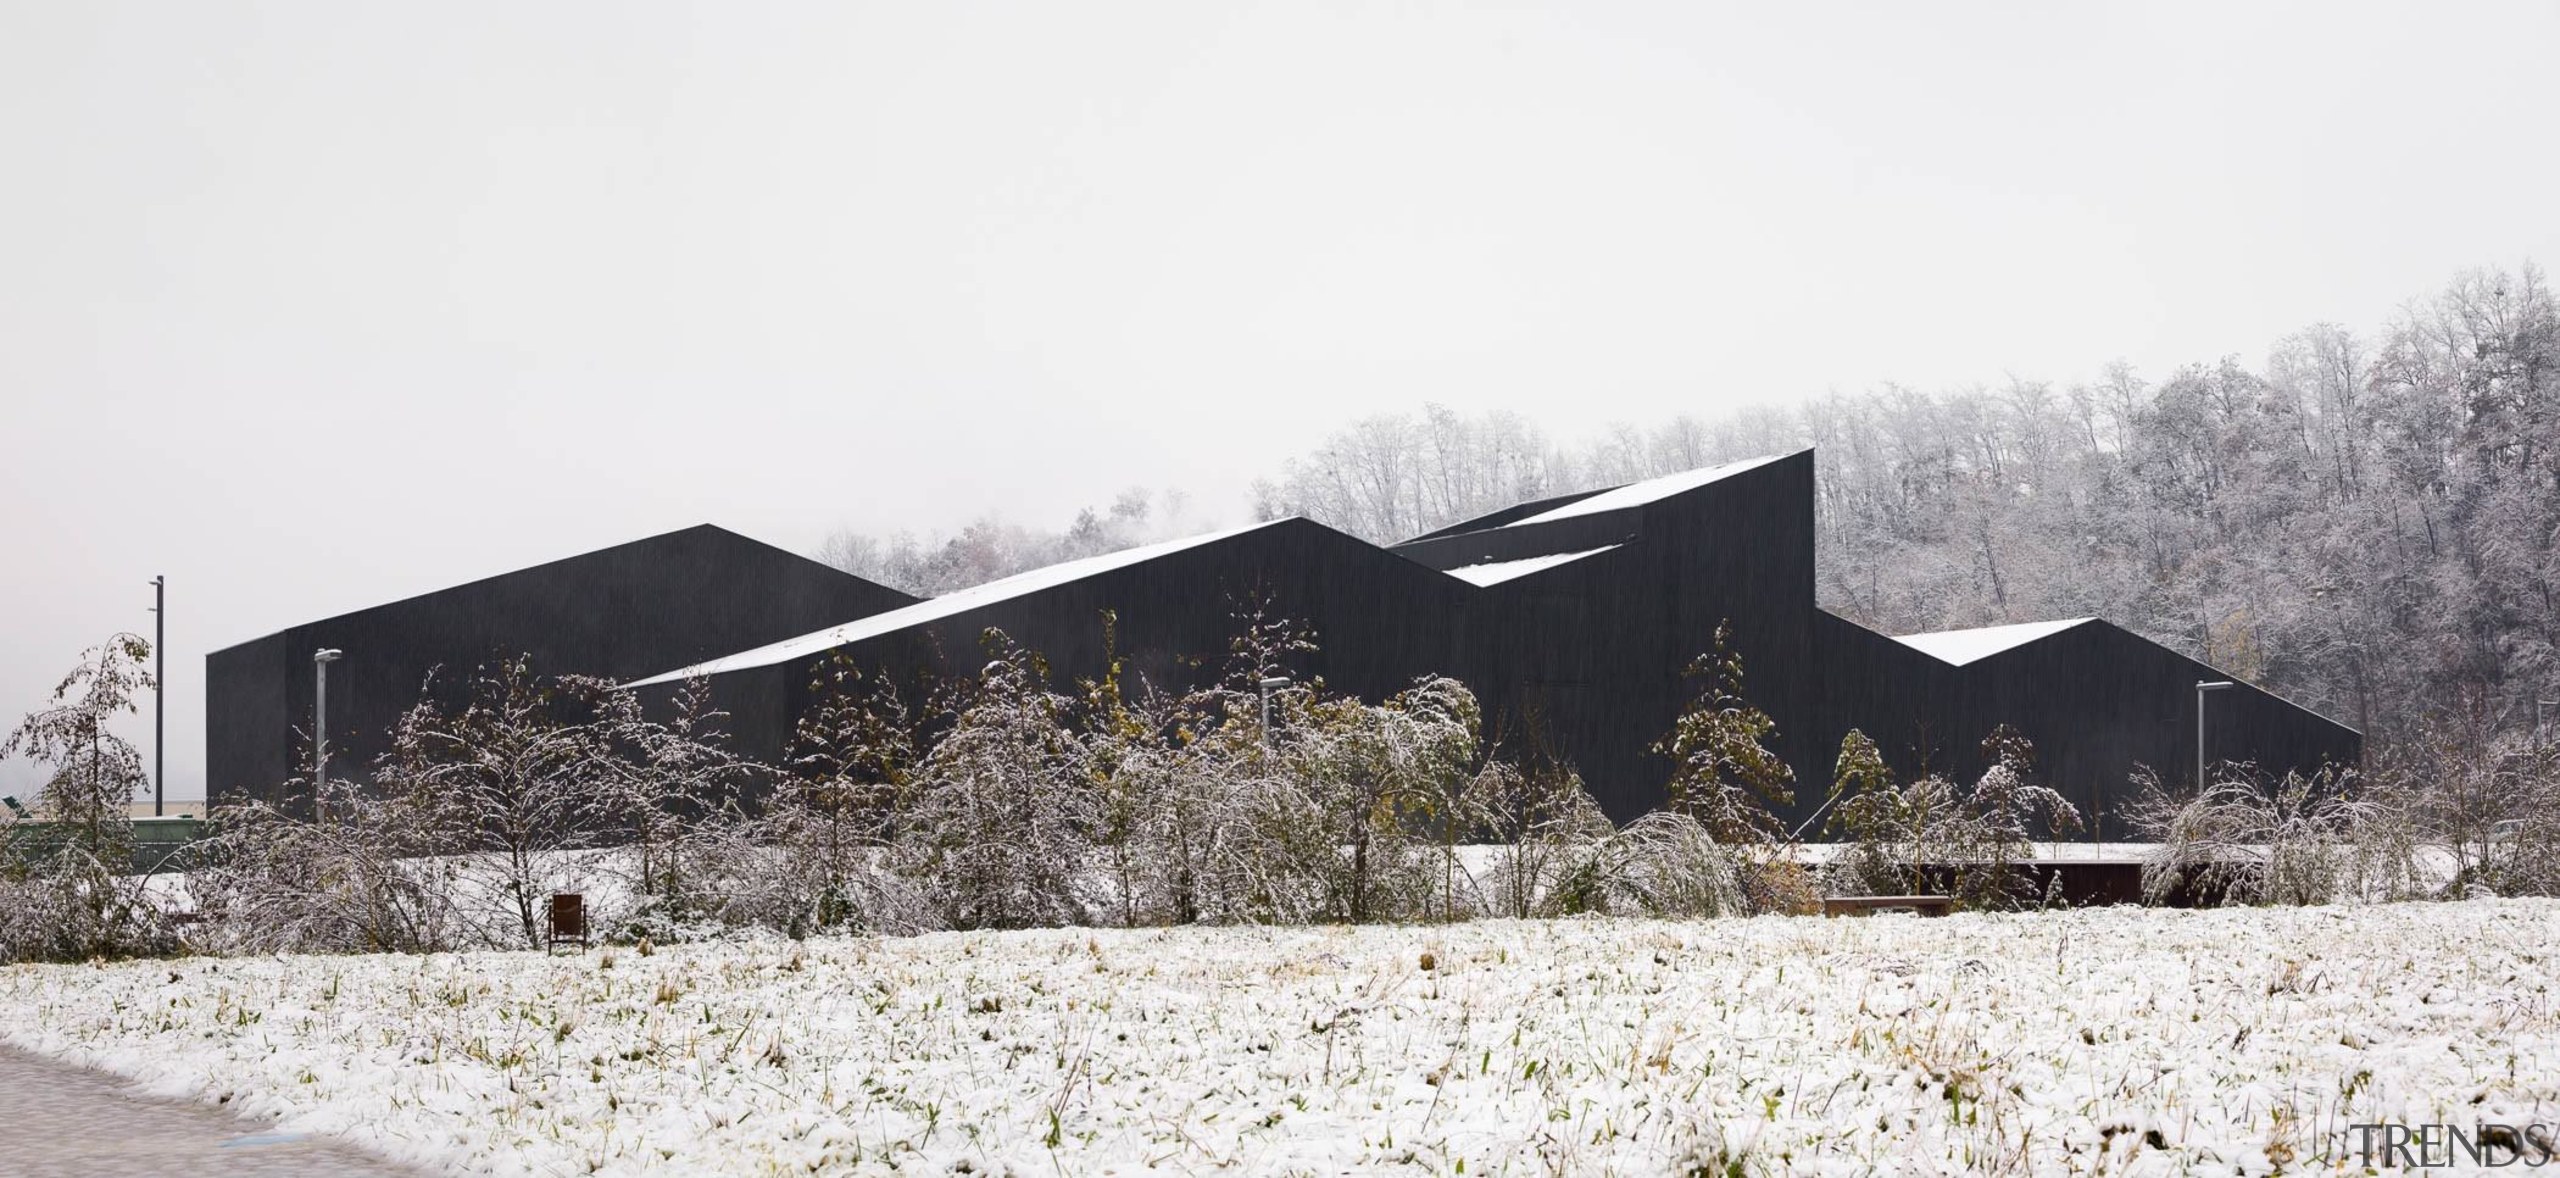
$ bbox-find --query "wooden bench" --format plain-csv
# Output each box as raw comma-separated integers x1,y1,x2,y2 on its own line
1822,895,1954,917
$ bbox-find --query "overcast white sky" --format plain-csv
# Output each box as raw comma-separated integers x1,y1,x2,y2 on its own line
4,1,2556,800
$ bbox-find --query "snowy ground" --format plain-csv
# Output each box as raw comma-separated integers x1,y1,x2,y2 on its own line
4,903,2555,1176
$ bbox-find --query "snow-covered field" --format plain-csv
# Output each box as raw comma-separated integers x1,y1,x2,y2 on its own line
4,903,2555,1175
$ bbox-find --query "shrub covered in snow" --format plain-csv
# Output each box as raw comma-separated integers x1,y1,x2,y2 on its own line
1820,726,2081,909
2134,765,2375,906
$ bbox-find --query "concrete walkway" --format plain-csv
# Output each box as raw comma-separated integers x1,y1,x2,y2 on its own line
0,1044,430,1177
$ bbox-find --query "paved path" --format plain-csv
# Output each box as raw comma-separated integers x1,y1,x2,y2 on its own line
0,1044,431,1177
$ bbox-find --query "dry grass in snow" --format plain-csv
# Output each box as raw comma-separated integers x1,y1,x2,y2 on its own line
4,902,2557,1175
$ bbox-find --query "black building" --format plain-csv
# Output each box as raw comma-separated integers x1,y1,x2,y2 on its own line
623,518,1478,771
205,525,915,804
1383,453,2361,835
210,454,2361,836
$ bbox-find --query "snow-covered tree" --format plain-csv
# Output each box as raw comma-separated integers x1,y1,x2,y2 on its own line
902,631,1095,930
750,654,932,935
596,674,763,937
1077,612,1174,926
1949,726,2082,908
1822,729,1909,896
4,634,152,855
817,485,1200,597
1240,262,2560,776
1146,694,1325,926
1375,676,1486,922
0,634,168,961
374,657,618,949
1123,606,1330,926
1653,622,1795,845
1588,811,1746,918
1277,677,1480,924
1819,726,2081,908
193,766,460,955
2489,735,2560,898
1477,758,1613,919
1256,405,1563,540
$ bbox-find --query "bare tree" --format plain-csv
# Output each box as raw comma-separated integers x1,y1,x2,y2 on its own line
746,654,932,936
375,657,617,949
597,674,763,937
1478,758,1613,919
817,486,1200,596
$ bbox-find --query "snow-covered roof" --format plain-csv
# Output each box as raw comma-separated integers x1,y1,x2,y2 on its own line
1502,453,1791,528
1441,545,1621,587
627,520,1286,687
1892,617,2093,666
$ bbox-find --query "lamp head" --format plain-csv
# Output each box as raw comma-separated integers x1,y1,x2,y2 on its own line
314,648,343,664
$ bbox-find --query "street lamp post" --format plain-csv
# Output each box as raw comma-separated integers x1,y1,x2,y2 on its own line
148,576,164,818
2196,680,2235,790
1258,676,1292,746
313,649,344,799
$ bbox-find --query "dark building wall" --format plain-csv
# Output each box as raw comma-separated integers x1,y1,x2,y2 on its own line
1805,613,2363,840
1390,510,1640,571
1805,609,1973,800
1398,453,1819,822
1400,489,1611,541
1962,622,2361,839
205,525,915,806
204,635,293,805
1400,450,2357,833
206,452,2363,840
1642,454,1818,819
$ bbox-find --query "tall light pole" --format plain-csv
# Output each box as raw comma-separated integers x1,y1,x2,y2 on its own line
2196,680,2235,790
148,576,164,818
1259,676,1291,746
313,648,344,798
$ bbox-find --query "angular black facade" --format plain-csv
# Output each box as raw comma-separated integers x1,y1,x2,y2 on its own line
206,453,2361,837
1386,453,1820,825
625,520,1478,772
1384,453,2359,835
628,451,2358,838
204,525,916,805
